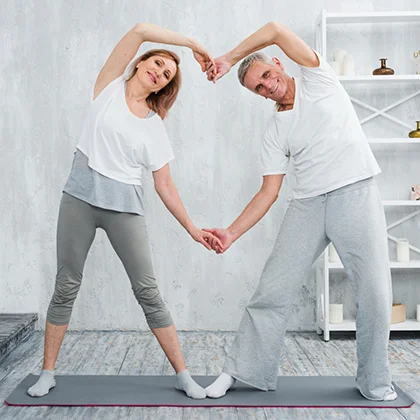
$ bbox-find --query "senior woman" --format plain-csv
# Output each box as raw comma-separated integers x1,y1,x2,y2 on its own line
27,23,220,400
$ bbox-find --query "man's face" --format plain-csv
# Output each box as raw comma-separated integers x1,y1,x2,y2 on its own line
243,59,288,102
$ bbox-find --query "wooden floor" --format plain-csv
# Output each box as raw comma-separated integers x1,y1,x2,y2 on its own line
0,331,419,420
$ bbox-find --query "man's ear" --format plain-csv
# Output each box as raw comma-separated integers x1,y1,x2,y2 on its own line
272,57,284,71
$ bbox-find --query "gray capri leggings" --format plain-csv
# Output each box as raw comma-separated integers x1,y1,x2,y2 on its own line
46,192,173,329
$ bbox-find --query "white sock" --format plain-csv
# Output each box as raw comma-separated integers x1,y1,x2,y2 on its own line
383,389,398,401
27,370,56,397
206,372,236,398
175,369,206,399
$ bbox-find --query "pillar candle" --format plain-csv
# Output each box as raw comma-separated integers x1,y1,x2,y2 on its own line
397,238,410,262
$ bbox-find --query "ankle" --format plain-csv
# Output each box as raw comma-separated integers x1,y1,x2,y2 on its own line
175,366,188,374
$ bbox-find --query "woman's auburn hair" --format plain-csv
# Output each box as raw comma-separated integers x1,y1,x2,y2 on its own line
126,49,181,119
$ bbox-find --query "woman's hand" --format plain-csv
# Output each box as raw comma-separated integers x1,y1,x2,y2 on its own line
189,226,223,251
206,55,233,83
191,41,215,72
202,228,235,253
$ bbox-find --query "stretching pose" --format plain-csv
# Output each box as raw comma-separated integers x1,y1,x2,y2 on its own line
27,23,220,400
203,22,397,401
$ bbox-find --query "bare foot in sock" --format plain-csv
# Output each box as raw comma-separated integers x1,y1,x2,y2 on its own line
206,372,236,398
27,370,56,397
383,389,398,401
175,370,206,399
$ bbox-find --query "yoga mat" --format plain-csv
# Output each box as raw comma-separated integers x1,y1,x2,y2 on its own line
5,375,414,408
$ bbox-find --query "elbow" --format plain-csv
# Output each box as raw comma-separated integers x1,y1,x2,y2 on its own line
268,21,286,40
259,189,279,206
154,182,165,195
154,179,170,196
268,21,283,33
134,23,147,37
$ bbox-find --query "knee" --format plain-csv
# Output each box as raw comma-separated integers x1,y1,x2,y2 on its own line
249,284,295,310
133,286,165,308
133,287,173,328
51,271,82,306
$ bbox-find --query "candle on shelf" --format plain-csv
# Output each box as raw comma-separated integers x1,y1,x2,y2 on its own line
329,304,343,324
329,244,340,263
417,304,420,322
343,53,355,76
397,238,410,262
333,49,348,75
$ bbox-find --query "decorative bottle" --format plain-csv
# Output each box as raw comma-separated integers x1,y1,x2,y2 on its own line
372,58,394,75
408,121,420,138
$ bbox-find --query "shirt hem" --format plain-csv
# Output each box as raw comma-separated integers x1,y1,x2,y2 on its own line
149,156,175,172
75,146,143,186
62,190,145,216
262,170,287,176
291,172,381,199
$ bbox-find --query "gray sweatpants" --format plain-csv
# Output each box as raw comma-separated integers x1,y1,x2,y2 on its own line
47,192,173,329
224,177,394,400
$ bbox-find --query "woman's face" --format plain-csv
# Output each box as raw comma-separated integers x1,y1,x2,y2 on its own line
136,55,177,93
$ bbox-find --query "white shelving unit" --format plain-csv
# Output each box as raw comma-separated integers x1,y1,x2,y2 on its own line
368,138,420,144
329,261,420,270
315,10,420,341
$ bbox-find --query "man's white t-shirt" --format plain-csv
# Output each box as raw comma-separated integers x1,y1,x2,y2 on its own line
77,75,175,185
261,51,381,199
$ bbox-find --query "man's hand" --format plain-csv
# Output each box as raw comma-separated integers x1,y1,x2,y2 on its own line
206,55,232,83
202,228,235,253
189,227,223,251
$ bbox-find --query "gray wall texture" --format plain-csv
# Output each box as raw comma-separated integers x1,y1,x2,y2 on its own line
1,0,419,330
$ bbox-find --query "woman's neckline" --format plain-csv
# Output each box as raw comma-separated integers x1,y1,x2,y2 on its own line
123,81,157,120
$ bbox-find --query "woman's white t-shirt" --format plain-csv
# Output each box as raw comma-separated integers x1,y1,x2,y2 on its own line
77,75,175,185
261,51,381,199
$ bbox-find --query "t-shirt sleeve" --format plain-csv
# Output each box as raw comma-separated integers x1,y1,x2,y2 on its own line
299,50,339,88
261,121,289,176
144,119,175,172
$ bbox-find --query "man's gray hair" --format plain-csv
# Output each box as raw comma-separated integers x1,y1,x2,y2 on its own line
237,52,272,87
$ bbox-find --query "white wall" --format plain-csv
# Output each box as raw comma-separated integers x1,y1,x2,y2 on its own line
1,0,419,330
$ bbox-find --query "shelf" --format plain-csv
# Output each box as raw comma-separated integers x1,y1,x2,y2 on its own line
329,260,420,270
339,75,420,82
328,319,420,332
382,201,420,206
368,138,420,144
324,11,420,24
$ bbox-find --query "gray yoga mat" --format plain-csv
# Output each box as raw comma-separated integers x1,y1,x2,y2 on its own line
5,374,414,408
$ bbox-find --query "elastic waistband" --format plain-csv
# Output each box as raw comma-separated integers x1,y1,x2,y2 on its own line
325,177,376,197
